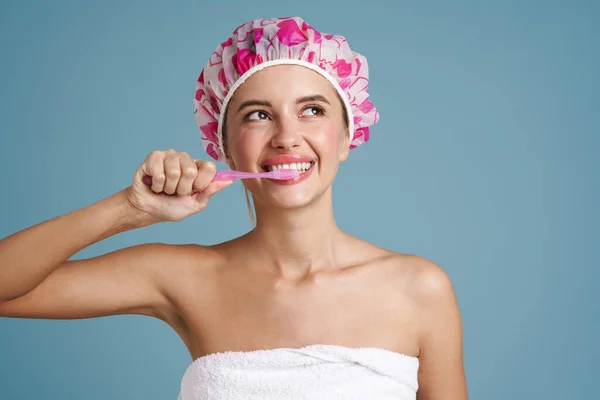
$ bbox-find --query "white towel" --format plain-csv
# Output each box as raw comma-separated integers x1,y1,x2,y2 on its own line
178,344,419,399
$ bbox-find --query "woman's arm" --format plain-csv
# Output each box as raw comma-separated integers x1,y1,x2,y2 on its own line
0,188,175,320
0,188,153,301
0,150,228,321
414,258,469,400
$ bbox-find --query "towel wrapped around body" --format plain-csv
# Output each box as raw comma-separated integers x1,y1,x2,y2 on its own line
178,344,419,400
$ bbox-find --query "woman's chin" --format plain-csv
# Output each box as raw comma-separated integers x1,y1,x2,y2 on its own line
251,180,332,211
256,192,317,211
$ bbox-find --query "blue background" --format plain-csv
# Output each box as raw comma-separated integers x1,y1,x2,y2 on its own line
0,1,598,398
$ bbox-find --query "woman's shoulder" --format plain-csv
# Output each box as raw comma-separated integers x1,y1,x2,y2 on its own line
384,252,458,321
137,242,228,289
139,242,223,265
354,238,455,303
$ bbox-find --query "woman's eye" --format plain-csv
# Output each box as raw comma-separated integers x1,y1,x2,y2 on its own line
301,106,325,116
247,110,269,121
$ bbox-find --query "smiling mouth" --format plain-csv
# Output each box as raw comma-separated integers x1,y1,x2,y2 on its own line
262,161,315,173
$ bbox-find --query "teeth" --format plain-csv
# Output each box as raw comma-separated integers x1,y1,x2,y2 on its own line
265,162,313,172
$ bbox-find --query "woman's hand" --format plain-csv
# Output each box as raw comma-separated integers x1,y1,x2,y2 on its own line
127,149,232,223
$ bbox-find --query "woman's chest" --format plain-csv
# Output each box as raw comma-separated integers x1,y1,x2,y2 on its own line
173,264,419,358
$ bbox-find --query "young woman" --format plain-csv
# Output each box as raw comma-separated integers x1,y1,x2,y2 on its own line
0,17,468,399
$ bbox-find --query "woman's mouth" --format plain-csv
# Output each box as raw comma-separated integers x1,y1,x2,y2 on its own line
260,161,316,184
262,161,315,174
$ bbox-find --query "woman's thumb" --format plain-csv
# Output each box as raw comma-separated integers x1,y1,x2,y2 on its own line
194,180,234,206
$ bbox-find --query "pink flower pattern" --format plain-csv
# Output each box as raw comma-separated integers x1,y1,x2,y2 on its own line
193,16,379,162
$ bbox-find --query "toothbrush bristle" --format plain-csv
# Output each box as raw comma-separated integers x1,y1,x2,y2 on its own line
273,168,300,180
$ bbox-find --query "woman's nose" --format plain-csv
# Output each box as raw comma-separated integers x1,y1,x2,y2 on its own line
270,117,301,150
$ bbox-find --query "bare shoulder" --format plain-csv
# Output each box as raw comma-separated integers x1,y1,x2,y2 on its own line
407,255,455,301
147,241,221,269
117,242,220,289
347,235,454,297
380,251,456,303
149,242,225,290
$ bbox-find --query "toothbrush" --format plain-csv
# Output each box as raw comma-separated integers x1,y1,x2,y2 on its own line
211,169,299,182
141,168,299,186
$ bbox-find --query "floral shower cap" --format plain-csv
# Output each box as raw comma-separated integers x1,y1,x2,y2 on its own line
193,16,379,162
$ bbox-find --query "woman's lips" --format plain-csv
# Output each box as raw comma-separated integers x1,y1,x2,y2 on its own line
261,154,315,166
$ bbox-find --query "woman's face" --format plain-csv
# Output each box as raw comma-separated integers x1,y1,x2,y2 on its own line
224,65,349,209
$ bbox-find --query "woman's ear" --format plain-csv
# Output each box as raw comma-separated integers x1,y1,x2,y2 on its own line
339,130,350,162
226,151,237,170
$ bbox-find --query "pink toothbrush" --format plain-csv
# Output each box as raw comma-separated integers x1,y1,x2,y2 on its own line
211,169,299,181
142,169,299,186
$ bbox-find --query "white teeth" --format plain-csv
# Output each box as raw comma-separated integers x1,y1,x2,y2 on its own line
265,162,313,173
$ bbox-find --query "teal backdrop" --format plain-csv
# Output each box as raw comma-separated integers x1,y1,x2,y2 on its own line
0,1,598,399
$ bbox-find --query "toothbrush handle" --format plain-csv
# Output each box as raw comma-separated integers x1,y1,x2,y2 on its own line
212,170,255,181
142,171,258,186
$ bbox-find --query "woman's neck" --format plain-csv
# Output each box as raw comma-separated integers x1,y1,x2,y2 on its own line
245,191,348,280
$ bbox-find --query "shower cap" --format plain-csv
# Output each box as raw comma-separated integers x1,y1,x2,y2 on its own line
193,16,379,162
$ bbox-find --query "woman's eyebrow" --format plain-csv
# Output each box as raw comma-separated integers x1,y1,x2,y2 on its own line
296,94,330,105
237,100,272,113
236,95,330,113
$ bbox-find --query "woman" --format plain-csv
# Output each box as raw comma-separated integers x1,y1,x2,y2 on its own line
0,17,468,399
